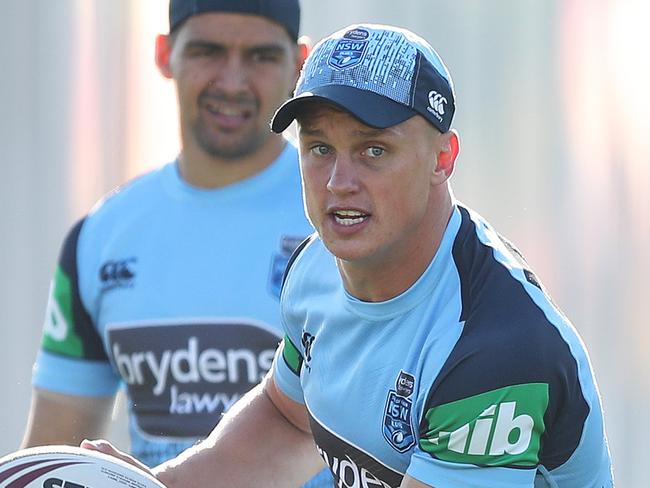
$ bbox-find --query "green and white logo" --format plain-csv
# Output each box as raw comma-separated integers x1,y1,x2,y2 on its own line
420,383,548,467
42,266,83,357
281,335,303,376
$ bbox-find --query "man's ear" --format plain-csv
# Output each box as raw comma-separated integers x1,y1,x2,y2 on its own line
296,35,311,75
155,34,173,79
434,129,460,181
433,129,460,183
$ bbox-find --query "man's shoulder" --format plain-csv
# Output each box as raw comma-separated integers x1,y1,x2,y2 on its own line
61,163,172,262
451,204,566,332
282,234,327,277
87,164,169,221
433,203,588,396
281,235,339,305
285,234,331,273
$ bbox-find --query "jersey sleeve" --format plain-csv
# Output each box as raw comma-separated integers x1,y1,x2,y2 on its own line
32,218,120,396
271,235,316,404
405,311,590,486
272,334,305,404
402,206,614,487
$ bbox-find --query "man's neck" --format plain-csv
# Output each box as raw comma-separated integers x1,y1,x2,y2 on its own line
338,195,454,303
178,135,286,189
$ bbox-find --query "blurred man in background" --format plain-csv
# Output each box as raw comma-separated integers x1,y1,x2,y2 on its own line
87,22,614,487
22,0,332,485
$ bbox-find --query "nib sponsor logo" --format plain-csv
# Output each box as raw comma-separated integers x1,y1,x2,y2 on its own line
44,278,70,342
429,401,533,456
420,383,548,467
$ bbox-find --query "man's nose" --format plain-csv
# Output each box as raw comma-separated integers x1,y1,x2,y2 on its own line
213,55,248,94
326,155,360,195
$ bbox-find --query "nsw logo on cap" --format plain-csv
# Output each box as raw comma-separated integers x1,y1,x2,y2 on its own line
327,28,370,70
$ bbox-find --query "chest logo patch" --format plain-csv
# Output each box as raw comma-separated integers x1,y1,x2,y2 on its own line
383,370,417,453
268,235,305,299
99,257,137,291
301,331,315,372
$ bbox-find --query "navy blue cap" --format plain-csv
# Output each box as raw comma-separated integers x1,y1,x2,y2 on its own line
169,0,301,40
271,24,455,133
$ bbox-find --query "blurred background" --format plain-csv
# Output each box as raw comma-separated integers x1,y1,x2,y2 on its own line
1,0,647,485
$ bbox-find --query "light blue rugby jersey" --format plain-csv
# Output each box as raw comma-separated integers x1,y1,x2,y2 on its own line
32,141,333,486
275,203,614,487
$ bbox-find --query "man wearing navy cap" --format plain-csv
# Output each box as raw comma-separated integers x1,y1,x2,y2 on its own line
23,1,333,486
85,23,615,487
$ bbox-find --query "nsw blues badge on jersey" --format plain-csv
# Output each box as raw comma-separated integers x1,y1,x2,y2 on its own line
268,235,305,299
328,28,369,70
383,370,416,453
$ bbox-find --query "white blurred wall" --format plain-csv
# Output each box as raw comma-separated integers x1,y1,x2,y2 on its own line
1,1,647,485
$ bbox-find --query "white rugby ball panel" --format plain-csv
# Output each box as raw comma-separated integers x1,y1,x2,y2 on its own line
0,445,165,488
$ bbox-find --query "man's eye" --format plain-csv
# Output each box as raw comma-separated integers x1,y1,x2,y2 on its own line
250,48,284,64
363,146,385,158
251,50,282,63
186,46,219,58
310,145,331,156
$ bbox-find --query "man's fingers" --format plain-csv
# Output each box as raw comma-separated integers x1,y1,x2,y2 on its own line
81,439,152,474
81,438,119,455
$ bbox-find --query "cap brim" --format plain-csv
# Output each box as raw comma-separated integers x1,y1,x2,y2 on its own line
270,85,417,133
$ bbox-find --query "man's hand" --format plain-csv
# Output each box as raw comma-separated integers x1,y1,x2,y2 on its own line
80,374,324,488
80,438,156,479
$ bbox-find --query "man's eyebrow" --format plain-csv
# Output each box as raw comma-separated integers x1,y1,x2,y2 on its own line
247,43,288,54
183,40,224,50
299,124,401,138
183,40,288,54
299,125,326,137
351,127,398,138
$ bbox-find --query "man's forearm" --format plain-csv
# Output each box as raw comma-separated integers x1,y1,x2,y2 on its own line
153,377,325,487
22,388,115,448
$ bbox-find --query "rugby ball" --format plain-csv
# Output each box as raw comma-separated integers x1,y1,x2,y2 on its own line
0,445,166,488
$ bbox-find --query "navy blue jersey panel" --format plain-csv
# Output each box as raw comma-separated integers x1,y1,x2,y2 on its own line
421,206,589,470
59,217,109,361
281,233,317,294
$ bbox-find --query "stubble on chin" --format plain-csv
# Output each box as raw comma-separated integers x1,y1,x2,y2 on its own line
192,122,268,160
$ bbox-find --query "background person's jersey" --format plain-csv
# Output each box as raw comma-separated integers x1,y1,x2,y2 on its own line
275,204,614,487
33,143,314,467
